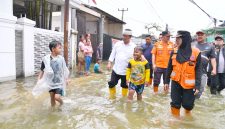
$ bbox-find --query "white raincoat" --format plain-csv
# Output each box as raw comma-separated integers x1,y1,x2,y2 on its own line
32,54,69,97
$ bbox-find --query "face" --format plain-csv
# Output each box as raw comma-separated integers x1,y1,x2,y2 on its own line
162,34,171,42
175,37,182,48
145,37,151,44
52,44,62,55
215,38,224,46
123,35,131,43
133,49,142,60
196,33,206,43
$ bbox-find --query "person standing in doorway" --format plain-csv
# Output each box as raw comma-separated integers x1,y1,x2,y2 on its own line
142,35,154,85
77,35,86,75
165,31,201,117
194,31,216,98
151,31,174,93
84,38,93,76
107,29,136,99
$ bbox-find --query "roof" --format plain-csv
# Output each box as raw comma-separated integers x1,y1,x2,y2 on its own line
85,6,126,24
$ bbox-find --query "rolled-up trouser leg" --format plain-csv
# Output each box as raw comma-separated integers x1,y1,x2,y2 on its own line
153,67,163,92
108,71,120,99
195,74,207,99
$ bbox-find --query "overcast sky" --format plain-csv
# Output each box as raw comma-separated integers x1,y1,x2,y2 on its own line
81,0,225,36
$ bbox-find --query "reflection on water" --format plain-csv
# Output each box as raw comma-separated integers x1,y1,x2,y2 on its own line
0,73,225,129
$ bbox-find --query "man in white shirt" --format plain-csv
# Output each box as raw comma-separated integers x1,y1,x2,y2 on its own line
107,29,136,99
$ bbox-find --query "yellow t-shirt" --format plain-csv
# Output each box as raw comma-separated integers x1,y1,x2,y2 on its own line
126,59,150,85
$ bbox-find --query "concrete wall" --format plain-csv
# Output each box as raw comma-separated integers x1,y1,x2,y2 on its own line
103,18,123,38
0,0,17,82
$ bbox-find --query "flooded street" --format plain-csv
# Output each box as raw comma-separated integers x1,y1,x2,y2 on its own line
0,71,225,129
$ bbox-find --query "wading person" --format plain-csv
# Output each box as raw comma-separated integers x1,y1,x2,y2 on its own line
126,47,150,102
195,31,216,98
164,31,201,117
107,29,136,99
211,35,225,94
37,41,69,108
151,31,174,93
142,35,154,85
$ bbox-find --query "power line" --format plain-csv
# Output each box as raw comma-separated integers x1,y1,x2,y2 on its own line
144,0,165,24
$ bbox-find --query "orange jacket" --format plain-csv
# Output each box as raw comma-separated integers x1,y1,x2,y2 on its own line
151,41,174,68
171,48,200,89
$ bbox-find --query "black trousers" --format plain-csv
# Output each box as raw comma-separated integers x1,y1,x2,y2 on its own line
108,70,127,88
171,81,195,110
210,73,225,94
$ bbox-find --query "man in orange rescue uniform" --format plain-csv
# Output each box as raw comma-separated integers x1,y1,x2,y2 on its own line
151,31,174,93
164,31,201,117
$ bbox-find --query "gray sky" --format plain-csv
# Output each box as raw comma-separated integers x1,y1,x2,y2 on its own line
82,0,225,36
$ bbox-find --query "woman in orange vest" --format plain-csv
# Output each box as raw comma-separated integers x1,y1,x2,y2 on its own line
164,31,202,117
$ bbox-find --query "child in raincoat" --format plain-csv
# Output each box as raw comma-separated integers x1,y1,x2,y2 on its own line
32,40,69,107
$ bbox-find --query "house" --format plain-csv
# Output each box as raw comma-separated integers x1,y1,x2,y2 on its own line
204,27,225,43
0,0,125,82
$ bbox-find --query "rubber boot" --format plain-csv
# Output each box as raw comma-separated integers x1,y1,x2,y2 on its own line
149,78,153,85
185,109,191,115
122,88,128,97
171,107,180,117
153,86,158,93
109,87,116,99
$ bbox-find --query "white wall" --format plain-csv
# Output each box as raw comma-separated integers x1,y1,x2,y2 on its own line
0,0,17,82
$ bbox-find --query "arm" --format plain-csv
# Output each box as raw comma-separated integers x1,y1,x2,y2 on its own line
151,45,157,70
107,45,117,70
211,58,217,75
195,53,202,91
210,45,217,75
165,53,173,85
38,61,45,80
126,62,132,83
145,63,150,83
38,71,44,80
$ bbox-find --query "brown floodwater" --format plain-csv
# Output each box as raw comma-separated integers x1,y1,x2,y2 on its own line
0,71,225,129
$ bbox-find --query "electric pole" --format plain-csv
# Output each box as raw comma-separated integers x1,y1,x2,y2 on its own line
64,0,69,65
118,8,128,21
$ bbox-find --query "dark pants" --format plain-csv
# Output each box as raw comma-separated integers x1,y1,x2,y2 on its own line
207,72,211,87
153,67,167,86
108,70,127,88
149,64,153,79
171,81,195,110
210,73,225,94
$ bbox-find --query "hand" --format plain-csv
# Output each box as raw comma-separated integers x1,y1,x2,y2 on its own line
107,62,112,71
211,69,217,75
153,64,157,72
126,81,130,86
145,82,149,87
164,84,169,92
194,89,199,96
66,79,70,86
141,55,146,61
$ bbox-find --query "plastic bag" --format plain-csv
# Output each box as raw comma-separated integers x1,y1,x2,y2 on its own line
32,78,49,96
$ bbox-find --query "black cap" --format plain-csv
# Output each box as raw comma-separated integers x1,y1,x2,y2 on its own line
215,35,224,40
161,31,171,36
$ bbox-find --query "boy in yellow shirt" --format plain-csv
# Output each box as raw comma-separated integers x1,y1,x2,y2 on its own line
126,46,150,101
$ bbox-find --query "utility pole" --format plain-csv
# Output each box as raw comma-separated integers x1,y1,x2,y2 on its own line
118,8,128,21
64,0,69,65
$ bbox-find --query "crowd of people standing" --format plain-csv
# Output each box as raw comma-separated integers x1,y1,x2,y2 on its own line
106,29,225,118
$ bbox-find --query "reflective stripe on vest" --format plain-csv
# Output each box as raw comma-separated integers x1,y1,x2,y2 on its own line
185,80,195,85
171,71,176,77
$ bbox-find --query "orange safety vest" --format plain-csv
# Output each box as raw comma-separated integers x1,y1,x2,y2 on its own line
171,48,200,89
